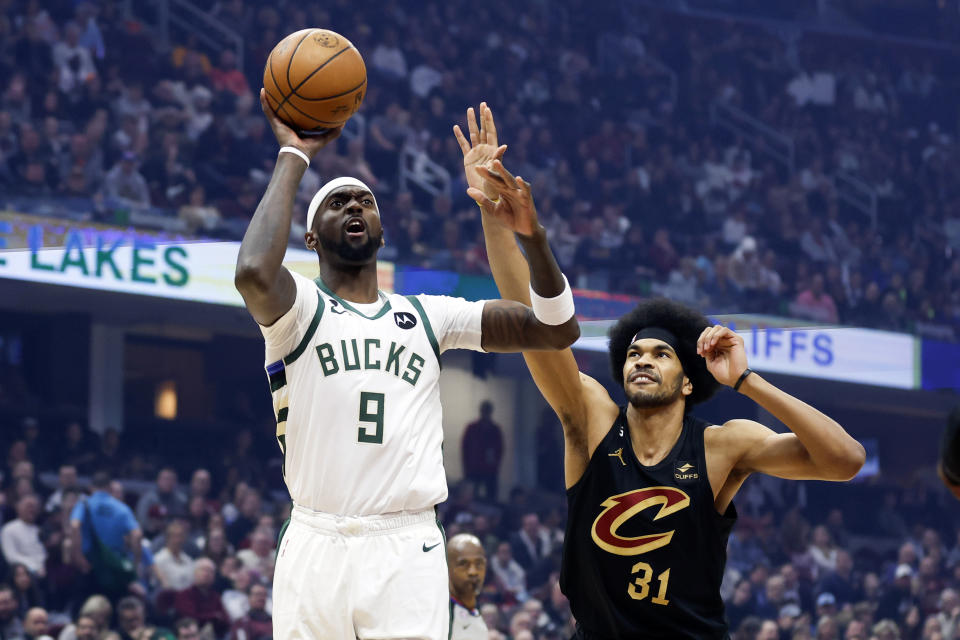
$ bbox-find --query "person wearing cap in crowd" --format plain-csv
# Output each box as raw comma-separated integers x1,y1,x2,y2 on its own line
777,602,802,637
468,103,865,640
815,592,837,619
233,92,578,639
103,150,149,207
878,564,917,623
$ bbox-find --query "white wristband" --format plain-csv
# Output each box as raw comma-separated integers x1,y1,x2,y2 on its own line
278,146,309,167
530,275,575,326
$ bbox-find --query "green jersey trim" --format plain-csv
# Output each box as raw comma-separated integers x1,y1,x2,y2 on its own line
314,277,392,320
283,292,325,365
406,295,441,365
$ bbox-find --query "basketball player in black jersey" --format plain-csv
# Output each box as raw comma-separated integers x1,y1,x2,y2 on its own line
454,104,866,639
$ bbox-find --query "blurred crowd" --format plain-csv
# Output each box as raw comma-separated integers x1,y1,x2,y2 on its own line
0,414,957,640
1,0,959,337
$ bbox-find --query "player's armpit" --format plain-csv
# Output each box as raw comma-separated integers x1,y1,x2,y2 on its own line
721,419,851,481
479,300,579,352
235,264,297,327
519,354,617,487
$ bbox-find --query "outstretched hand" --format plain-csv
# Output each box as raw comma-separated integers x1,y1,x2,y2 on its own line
260,88,342,160
453,102,507,201
468,159,540,238
696,325,749,387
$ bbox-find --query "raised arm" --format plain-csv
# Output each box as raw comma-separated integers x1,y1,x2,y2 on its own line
234,89,341,326
698,325,866,483
455,105,612,485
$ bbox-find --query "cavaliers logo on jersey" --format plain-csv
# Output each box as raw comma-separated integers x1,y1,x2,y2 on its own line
590,487,690,556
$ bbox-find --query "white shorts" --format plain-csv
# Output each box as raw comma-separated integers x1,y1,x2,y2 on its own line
273,504,448,640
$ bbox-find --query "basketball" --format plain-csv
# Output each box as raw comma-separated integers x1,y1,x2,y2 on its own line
262,29,366,133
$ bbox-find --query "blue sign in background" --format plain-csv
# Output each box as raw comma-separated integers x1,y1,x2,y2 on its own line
921,339,960,392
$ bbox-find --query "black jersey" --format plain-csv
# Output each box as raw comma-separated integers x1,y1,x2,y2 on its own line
560,408,736,639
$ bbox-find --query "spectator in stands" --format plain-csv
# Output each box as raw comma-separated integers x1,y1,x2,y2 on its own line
103,151,150,208
74,614,99,640
178,185,221,234
235,528,273,580
755,575,789,620
1,495,45,577
136,469,188,538
509,513,552,587
172,618,198,640
9,564,44,617
210,50,249,98
173,559,229,638
224,490,260,548
221,568,252,622
45,465,78,514
69,472,142,599
490,542,527,603
461,401,504,501
116,596,173,640
52,23,97,95
818,550,860,607
200,527,231,568
0,583,24,639
57,595,116,640
153,521,194,591
793,274,839,324
21,607,51,640
6,123,56,194
370,29,408,81
227,583,270,640
182,87,214,143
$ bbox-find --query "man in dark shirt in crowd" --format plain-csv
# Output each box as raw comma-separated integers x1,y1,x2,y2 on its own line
136,468,188,537
0,584,24,640
173,558,230,638
817,550,860,607
461,401,504,500
117,596,174,640
228,583,271,640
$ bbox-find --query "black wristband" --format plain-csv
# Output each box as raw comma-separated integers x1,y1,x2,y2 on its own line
733,368,754,392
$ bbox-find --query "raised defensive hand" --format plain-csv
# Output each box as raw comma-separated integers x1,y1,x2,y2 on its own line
696,324,749,387
453,102,507,201
469,159,540,238
260,88,342,160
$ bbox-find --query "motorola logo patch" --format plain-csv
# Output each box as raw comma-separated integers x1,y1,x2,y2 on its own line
394,312,418,329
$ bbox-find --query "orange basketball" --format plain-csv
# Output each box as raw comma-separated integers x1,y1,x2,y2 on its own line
262,29,367,132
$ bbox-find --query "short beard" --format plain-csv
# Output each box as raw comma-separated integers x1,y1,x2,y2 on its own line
626,374,684,409
319,230,382,264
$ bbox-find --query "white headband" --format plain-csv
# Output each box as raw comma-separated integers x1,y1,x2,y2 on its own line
306,177,378,232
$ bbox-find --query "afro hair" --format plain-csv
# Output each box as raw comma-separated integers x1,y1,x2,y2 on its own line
607,298,721,407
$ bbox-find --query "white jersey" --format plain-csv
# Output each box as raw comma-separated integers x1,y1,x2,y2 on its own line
260,271,485,516
449,599,488,640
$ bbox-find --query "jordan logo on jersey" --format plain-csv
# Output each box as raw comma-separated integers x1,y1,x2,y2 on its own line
608,448,627,466
591,487,691,556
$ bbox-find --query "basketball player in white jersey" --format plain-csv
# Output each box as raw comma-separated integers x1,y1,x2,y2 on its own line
234,90,579,640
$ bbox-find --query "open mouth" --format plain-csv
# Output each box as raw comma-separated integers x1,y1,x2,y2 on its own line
344,217,367,238
629,371,658,384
